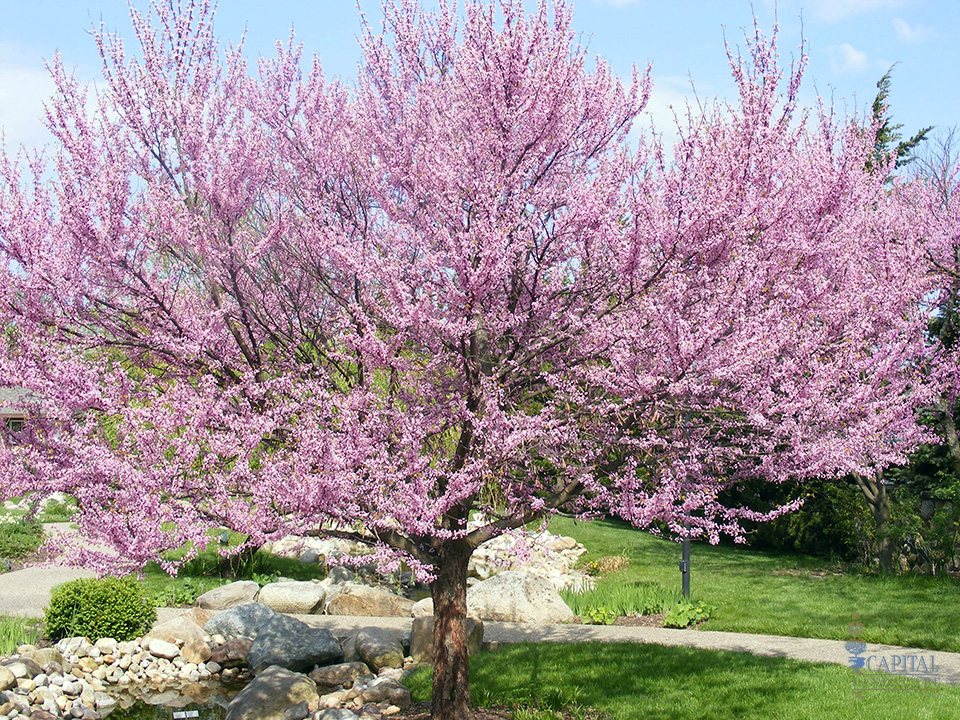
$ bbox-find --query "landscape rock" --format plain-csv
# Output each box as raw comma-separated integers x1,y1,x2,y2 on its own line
181,638,212,664
410,616,484,663
246,615,344,674
209,637,253,669
0,666,14,691
410,598,434,619
204,602,276,639
325,584,415,617
146,639,180,660
354,628,405,672
145,615,206,646
196,581,261,611
359,677,411,707
467,571,575,623
225,665,320,720
308,662,371,691
257,580,326,615
316,709,361,720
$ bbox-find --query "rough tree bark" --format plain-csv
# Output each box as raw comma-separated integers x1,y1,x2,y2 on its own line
430,540,473,720
854,470,894,574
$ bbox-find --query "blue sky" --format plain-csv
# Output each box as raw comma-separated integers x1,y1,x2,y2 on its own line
0,0,956,151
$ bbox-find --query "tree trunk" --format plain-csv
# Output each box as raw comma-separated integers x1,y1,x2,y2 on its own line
430,540,473,720
854,471,893,574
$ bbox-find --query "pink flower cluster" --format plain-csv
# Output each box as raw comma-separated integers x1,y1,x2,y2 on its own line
0,1,946,578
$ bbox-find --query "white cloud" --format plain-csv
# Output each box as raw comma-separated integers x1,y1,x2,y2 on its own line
827,43,870,74
810,0,909,23
892,17,933,44
0,63,56,150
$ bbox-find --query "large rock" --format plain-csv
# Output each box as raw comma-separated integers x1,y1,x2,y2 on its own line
145,615,206,646
410,615,483,663
210,637,253,669
204,603,276,639
354,628,404,672
359,677,411,706
225,665,320,720
246,615,344,674
196,581,261,611
257,581,326,615
308,662,371,692
410,598,434,619
325,584,415,617
467,571,575,623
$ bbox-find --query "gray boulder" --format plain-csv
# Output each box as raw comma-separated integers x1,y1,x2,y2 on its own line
257,581,326,615
316,710,360,720
246,615,343,674
225,665,320,720
354,628,405,672
325,584,415,617
467,571,575,623
359,677,412,706
410,615,484,663
204,603,276,640
196,581,261,611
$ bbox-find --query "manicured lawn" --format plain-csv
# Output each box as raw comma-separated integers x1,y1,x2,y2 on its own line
407,643,960,720
550,516,960,652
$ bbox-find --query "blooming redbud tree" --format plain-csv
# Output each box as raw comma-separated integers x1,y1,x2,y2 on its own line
0,1,937,717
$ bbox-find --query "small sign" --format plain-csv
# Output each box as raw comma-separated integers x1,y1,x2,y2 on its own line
172,712,200,719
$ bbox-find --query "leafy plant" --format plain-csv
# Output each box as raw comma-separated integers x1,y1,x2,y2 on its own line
0,615,42,655
562,581,678,621
663,600,713,628
41,497,77,523
45,577,156,641
0,520,43,559
584,606,618,626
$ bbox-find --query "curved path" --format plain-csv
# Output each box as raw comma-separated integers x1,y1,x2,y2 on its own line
290,614,960,687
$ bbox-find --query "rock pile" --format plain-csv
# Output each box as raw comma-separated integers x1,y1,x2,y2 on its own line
0,602,437,720
266,524,592,594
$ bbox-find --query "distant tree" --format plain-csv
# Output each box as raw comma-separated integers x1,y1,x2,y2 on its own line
865,66,932,176
0,3,938,717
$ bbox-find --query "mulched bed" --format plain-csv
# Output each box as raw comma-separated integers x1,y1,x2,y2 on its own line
571,612,666,628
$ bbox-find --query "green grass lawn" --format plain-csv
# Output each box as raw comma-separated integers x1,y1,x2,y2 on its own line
407,642,960,720
550,516,960,652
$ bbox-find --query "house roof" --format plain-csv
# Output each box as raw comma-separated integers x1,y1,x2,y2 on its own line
0,387,37,416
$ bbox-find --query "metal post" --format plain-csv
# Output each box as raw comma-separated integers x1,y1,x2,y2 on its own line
680,535,690,598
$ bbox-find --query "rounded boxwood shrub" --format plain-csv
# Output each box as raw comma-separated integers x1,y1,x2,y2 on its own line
45,576,156,642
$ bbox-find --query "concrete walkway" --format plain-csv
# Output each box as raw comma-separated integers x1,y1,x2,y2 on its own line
292,614,960,687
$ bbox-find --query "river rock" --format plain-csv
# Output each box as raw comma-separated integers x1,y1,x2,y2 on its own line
257,581,326,615
225,665,320,720
325,584,415,617
354,628,404,672
204,602,276,639
410,615,484,663
246,615,344,674
467,571,575,623
196,581,261,611
146,638,180,660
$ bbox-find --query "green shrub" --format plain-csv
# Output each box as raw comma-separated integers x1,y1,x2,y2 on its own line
663,600,713,628
0,520,43,559
45,577,156,641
